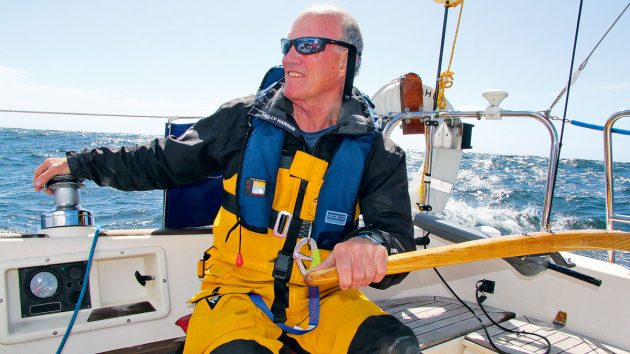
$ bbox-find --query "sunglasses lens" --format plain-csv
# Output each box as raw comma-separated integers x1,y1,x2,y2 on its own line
295,38,324,54
281,38,327,55
281,38,291,55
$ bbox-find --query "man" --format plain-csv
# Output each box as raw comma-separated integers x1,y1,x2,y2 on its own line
33,6,420,354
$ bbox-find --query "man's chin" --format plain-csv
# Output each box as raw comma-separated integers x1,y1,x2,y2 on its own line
283,88,303,102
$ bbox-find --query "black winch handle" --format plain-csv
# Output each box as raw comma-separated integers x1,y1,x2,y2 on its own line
547,262,602,287
45,175,82,189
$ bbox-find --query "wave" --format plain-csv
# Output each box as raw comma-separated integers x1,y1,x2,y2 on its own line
2,127,629,241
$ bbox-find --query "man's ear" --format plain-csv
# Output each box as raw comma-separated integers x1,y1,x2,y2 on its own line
338,51,348,78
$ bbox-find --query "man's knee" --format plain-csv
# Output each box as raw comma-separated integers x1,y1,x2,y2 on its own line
210,339,273,354
348,315,421,354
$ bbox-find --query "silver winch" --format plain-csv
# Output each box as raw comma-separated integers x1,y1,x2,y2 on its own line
40,175,95,229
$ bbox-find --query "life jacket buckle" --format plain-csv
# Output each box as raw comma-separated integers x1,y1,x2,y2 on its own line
273,211,292,238
293,237,319,276
272,251,293,281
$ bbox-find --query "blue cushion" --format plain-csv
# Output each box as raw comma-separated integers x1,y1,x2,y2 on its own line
163,122,222,229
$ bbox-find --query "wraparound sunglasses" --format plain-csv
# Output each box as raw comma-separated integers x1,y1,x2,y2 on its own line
281,37,358,55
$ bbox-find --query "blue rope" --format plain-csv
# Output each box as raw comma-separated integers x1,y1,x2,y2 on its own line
570,120,630,135
55,226,100,354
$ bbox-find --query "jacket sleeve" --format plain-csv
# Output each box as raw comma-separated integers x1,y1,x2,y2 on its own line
354,133,415,289
67,96,253,191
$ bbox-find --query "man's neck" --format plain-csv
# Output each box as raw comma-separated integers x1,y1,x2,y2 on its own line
292,95,343,133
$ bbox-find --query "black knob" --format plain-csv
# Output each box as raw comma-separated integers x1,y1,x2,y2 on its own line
134,271,154,286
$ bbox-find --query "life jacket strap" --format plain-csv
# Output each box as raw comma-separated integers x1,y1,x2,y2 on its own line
269,180,308,323
270,248,296,323
248,286,320,335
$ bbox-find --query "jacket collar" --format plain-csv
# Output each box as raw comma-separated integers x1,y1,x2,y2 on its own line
250,81,377,137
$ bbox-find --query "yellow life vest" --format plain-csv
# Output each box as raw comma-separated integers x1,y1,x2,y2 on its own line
192,104,376,328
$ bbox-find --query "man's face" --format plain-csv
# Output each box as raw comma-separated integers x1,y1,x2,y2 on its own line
282,14,347,103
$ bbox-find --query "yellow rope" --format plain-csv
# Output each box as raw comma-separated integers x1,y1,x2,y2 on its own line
444,0,463,8
436,70,454,110
436,0,464,110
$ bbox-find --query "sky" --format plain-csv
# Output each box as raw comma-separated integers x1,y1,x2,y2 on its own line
0,0,629,161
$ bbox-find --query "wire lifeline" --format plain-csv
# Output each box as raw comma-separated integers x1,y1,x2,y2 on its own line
55,226,101,354
547,0,584,231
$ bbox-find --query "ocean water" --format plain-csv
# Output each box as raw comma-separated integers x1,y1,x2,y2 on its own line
1,127,628,267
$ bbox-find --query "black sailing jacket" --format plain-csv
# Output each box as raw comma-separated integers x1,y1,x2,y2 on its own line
67,85,415,289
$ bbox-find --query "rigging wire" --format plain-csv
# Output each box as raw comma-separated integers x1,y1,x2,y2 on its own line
419,0,465,209
436,0,464,110
420,0,465,207
432,3,451,112
547,1,630,113
419,1,455,210
0,109,203,120
547,0,584,230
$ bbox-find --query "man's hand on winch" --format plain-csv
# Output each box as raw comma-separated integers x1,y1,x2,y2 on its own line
33,157,70,195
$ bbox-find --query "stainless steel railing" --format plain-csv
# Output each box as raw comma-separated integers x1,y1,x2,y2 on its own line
382,110,559,231
603,110,630,263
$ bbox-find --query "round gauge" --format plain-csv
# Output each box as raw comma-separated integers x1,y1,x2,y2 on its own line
28,271,60,299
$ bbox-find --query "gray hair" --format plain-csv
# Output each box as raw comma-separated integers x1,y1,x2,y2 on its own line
299,5,363,75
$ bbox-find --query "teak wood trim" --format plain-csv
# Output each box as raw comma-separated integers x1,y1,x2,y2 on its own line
305,229,630,286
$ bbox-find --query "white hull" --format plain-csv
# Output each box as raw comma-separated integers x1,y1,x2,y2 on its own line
366,232,630,352
1,226,628,353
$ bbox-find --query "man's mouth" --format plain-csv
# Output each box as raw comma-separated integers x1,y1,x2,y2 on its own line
287,71,304,78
